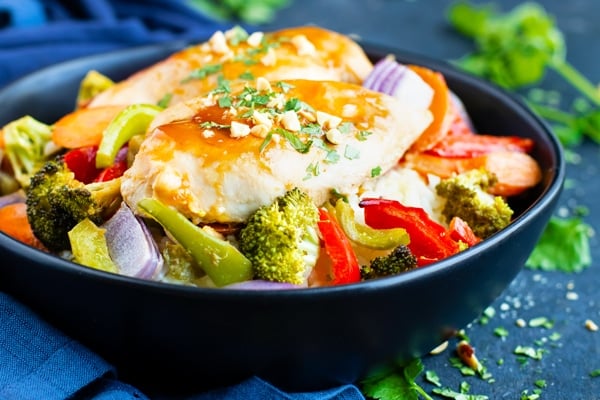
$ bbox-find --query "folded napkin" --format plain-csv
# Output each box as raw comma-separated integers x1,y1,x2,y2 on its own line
0,1,366,398
0,292,365,399
0,0,229,87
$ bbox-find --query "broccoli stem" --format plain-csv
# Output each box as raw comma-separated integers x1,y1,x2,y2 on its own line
96,103,162,168
138,198,252,287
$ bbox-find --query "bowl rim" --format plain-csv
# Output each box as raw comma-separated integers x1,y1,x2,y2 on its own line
0,40,565,298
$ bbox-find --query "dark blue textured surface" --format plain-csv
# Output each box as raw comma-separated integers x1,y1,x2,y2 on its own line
265,0,600,398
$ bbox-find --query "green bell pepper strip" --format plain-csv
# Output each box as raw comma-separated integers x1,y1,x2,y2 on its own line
68,218,118,273
137,198,253,287
328,199,410,250
96,103,162,169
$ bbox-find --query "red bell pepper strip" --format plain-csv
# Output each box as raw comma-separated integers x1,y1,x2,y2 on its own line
317,208,361,285
425,134,535,158
93,146,128,182
64,145,129,183
63,146,102,184
448,216,481,247
359,198,460,265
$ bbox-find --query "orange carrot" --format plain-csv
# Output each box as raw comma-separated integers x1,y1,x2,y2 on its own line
408,65,454,152
52,105,125,149
0,203,45,250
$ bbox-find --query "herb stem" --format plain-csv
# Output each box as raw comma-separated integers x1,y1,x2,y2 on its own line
550,60,600,106
526,101,574,125
413,385,435,400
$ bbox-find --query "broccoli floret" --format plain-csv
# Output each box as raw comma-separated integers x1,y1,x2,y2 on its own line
238,188,320,286
25,158,122,251
360,245,418,280
436,168,513,239
3,116,58,187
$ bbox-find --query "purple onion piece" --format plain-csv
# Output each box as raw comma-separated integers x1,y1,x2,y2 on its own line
363,56,398,93
103,202,164,280
223,280,301,290
0,190,26,208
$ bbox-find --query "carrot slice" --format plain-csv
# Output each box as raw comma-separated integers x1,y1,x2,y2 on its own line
408,65,454,152
402,151,542,197
0,203,45,249
52,105,125,149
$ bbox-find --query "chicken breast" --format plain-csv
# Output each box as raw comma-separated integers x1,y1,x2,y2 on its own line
121,78,432,223
88,26,373,108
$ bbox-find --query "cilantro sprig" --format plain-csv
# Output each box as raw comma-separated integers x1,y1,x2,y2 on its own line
447,1,596,273
360,358,434,400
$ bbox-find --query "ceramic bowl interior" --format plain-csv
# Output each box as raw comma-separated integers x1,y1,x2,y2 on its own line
0,41,564,393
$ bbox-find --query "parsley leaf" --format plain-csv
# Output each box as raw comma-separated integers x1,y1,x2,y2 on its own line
360,358,434,400
525,216,592,273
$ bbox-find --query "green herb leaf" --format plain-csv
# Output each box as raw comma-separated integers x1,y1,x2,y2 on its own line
360,358,434,400
526,216,592,273
182,63,222,83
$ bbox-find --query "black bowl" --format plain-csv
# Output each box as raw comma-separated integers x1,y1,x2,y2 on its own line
0,41,564,394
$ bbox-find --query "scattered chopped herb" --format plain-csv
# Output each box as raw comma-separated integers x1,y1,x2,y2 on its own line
360,358,434,400
284,97,301,112
259,130,273,153
432,384,489,400
449,357,477,377
590,369,600,378
157,93,173,108
479,306,495,324
534,380,547,389
301,123,324,136
528,317,554,329
225,25,248,45
425,370,442,387
239,71,255,80
275,81,294,93
182,63,222,83
371,166,382,177
497,358,504,366
514,345,545,360
277,129,311,153
525,216,592,273
338,121,354,134
493,326,509,338
304,162,320,180
199,121,230,130
356,130,373,141
548,332,561,341
218,96,233,108
344,145,360,160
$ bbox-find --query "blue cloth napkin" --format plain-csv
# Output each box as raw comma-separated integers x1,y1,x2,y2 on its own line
0,292,364,399
0,1,366,398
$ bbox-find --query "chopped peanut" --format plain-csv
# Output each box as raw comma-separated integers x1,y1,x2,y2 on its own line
230,121,251,138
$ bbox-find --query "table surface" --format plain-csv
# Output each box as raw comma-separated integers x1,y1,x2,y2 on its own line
266,0,600,398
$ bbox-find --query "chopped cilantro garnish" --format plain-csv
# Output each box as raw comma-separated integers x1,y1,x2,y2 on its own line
329,188,348,203
301,123,324,136
528,317,554,329
590,369,600,378
356,130,373,141
259,131,273,153
199,121,230,130
276,81,294,93
304,162,320,180
371,166,382,177
182,63,222,83
239,71,254,80
157,93,173,108
425,370,442,387
226,26,248,45
493,327,509,338
284,98,301,112
344,145,360,160
218,96,233,108
514,346,545,360
276,129,311,153
338,121,354,134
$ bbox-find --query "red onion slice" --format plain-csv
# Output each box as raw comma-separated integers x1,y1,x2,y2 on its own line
0,190,26,208
103,202,164,280
363,56,434,111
